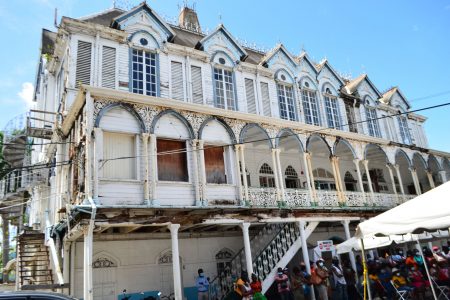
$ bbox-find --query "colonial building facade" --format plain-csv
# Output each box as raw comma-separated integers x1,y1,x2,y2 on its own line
20,2,450,300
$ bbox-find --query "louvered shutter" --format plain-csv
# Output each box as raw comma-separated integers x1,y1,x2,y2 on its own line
101,46,116,89
260,82,271,116
245,78,257,114
191,66,203,104
75,41,92,87
171,61,184,101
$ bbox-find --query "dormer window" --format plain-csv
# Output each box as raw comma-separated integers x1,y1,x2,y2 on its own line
301,80,320,126
364,97,381,138
398,116,412,144
276,70,297,121
323,87,341,130
213,54,236,111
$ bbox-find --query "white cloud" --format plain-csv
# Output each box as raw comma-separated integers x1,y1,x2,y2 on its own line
17,82,35,109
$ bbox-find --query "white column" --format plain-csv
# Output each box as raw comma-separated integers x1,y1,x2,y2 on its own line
168,224,183,300
362,160,374,203
331,156,345,204
63,242,71,294
394,164,406,198
386,164,399,204
83,227,93,300
240,223,253,275
149,134,159,205
439,170,447,183
93,128,102,202
142,133,150,205
342,220,357,281
275,148,286,203
410,168,422,195
84,92,94,203
234,145,244,204
298,220,316,300
302,152,314,205
239,145,249,202
354,159,367,203
426,171,435,189
306,152,317,204
271,148,281,201
197,140,206,206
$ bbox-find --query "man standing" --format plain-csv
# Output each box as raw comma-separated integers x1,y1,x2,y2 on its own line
331,256,348,300
275,267,291,300
196,268,209,300
314,258,329,300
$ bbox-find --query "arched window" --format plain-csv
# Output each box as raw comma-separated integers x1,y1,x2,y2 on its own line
285,165,300,189
323,87,341,130
276,71,297,121
344,171,356,191
213,53,236,110
312,168,335,190
129,32,159,96
259,163,275,188
364,98,381,138
301,80,320,126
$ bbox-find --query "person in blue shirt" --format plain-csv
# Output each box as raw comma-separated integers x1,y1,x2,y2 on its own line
196,268,210,300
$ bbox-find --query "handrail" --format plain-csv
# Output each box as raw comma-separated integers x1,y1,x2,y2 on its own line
46,214,64,285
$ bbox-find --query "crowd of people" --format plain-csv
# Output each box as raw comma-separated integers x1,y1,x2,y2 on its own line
215,243,450,300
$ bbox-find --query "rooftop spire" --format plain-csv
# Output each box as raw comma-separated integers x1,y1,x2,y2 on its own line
178,2,201,33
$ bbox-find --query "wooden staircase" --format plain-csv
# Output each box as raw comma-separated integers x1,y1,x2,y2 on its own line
17,230,54,290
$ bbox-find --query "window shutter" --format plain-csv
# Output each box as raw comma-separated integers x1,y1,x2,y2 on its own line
101,46,116,89
75,41,92,87
103,132,136,180
260,82,271,117
245,78,257,114
171,61,184,101
191,66,203,104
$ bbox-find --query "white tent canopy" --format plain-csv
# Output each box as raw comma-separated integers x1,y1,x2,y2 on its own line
356,181,450,238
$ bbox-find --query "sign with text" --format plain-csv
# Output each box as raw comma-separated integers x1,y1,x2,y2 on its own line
317,240,334,251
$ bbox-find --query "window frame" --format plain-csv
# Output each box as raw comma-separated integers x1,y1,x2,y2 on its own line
277,83,297,121
213,66,237,111
130,47,159,97
301,87,321,126
323,92,341,130
259,163,276,188
365,106,381,138
156,138,190,183
398,116,412,145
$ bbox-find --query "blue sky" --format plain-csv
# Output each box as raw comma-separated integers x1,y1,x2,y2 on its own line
0,0,449,151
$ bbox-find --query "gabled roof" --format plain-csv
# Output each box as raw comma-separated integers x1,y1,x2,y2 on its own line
296,51,318,74
78,7,125,27
344,74,381,98
111,2,176,39
196,24,247,59
260,43,297,68
380,86,411,109
316,59,345,86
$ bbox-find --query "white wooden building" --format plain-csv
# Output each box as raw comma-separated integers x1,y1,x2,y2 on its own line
21,2,450,300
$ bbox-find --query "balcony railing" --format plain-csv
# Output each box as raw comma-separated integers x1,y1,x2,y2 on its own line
245,188,413,209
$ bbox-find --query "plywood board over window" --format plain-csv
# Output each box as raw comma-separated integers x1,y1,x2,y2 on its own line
205,145,226,184
103,132,136,180
157,139,188,182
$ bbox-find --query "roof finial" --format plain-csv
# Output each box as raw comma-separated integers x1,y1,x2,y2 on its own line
112,0,116,8
218,12,222,24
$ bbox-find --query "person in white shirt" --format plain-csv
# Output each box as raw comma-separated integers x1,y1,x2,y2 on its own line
196,268,209,300
331,256,348,300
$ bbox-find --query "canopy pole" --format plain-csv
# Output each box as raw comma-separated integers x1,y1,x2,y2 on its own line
360,239,372,300
416,239,438,300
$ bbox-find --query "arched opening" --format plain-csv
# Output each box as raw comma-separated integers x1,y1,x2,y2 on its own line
334,139,357,192
395,150,415,195
412,153,430,193
428,155,442,186
259,163,275,187
277,130,306,191
444,159,450,183
306,135,336,192
312,168,335,190
285,166,300,188
215,248,235,297
364,144,392,193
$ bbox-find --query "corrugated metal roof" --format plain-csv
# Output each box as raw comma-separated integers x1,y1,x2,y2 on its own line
170,26,204,48
79,8,125,27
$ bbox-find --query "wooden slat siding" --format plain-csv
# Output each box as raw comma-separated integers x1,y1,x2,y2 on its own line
103,132,136,180
101,46,116,89
245,78,257,114
99,107,141,132
75,40,92,87
98,181,143,205
205,185,236,201
204,146,226,184
157,139,188,182
156,184,195,206
260,82,271,117
191,65,203,104
171,61,184,101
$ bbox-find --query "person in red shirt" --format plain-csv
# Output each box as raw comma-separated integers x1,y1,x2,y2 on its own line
250,273,267,300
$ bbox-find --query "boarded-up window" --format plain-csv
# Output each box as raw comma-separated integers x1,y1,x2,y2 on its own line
157,139,188,182
205,145,226,184
245,78,257,114
75,40,92,87
191,66,203,104
103,132,136,179
171,61,184,100
260,82,271,116
101,46,116,88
